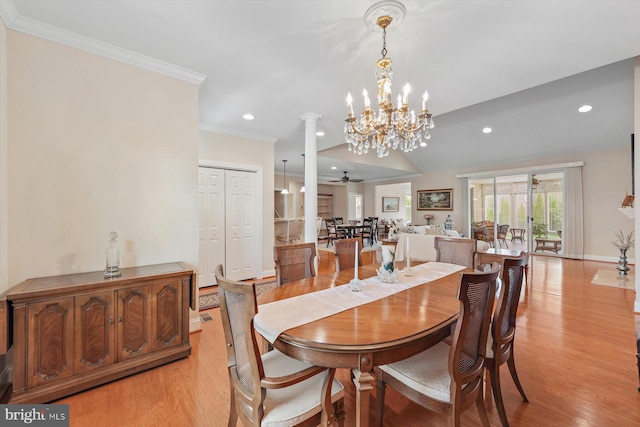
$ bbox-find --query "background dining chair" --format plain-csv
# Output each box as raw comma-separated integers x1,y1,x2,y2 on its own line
375,263,501,427
357,218,374,246
497,224,510,248
368,216,379,244
485,254,530,427
214,265,345,427
273,242,317,286
316,218,329,246
434,236,477,268
325,218,345,247
333,238,363,272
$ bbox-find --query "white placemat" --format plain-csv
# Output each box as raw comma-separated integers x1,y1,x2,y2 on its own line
254,262,464,344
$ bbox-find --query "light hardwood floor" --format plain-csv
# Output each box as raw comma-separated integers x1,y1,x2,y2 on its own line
56,252,640,426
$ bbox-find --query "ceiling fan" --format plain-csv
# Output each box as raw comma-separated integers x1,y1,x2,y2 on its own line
329,171,364,183
531,174,541,190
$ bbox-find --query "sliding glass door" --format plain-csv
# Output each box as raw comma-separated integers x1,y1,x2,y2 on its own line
468,171,565,256
530,171,564,255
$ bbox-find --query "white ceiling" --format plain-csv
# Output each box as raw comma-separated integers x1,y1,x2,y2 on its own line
4,0,639,183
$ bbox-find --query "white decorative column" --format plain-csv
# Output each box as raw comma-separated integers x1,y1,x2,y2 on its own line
300,112,321,244
633,57,640,391
634,57,640,312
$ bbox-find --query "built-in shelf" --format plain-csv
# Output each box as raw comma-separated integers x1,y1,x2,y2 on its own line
618,207,636,219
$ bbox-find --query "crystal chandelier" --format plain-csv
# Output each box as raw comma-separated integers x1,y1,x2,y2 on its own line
344,13,434,158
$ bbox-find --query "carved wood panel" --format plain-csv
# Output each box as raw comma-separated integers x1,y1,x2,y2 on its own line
152,280,182,350
117,286,152,361
27,298,74,388
74,291,115,374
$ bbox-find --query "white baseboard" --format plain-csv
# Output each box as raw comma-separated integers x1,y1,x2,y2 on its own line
584,254,635,264
262,269,275,278
189,316,202,334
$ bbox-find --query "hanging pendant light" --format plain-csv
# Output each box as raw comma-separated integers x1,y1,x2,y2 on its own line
281,160,289,194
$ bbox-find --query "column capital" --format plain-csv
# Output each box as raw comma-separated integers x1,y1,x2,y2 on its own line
299,112,322,122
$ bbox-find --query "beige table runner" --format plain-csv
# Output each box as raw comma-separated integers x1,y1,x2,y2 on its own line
254,262,464,344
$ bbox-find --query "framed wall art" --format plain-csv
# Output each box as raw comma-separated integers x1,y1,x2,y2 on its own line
382,197,400,212
417,189,453,210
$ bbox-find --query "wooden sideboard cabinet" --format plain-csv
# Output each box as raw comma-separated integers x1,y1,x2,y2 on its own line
6,262,196,403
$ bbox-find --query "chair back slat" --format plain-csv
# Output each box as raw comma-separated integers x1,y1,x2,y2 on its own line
274,242,316,286
434,236,477,268
214,265,264,419
451,263,500,380
494,253,529,345
334,238,363,272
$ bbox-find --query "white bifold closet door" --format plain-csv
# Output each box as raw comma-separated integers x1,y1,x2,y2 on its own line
198,167,258,287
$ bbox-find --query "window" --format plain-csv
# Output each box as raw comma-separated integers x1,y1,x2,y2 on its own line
484,195,495,221
548,192,562,232
404,190,412,223
497,195,510,224
515,194,528,228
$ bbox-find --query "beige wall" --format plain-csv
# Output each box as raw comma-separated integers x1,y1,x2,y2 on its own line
198,129,275,277
365,147,633,261
375,182,411,222
0,19,7,292
4,30,200,291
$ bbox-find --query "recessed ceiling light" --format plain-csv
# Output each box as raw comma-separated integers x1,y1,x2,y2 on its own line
578,105,592,113
482,127,492,134
315,131,325,137
242,113,255,120
331,166,337,170
420,142,427,147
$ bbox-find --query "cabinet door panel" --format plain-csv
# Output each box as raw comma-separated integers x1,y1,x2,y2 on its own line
74,291,116,374
152,280,183,350
117,286,152,361
28,298,74,388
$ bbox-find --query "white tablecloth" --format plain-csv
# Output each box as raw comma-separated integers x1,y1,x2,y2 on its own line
254,262,465,344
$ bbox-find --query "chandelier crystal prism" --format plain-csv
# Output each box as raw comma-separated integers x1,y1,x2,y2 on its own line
344,14,434,158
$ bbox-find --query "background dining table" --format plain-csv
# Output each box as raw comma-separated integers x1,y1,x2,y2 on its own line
256,262,466,427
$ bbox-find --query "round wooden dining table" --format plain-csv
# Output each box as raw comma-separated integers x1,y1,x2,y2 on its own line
257,262,464,427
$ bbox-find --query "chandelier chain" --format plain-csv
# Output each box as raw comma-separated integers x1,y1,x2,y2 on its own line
381,27,387,58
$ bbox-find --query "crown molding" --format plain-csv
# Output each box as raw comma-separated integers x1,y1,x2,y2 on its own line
199,123,278,144
0,0,17,26
0,0,206,85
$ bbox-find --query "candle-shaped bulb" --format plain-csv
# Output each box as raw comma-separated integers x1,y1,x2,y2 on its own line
406,236,410,268
347,92,354,115
363,88,371,109
402,83,410,104
422,90,429,111
397,94,402,109
354,240,359,279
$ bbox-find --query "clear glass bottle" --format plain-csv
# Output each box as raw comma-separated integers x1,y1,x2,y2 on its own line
104,231,121,278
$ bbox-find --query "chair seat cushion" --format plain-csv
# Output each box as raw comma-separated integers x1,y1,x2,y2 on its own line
486,333,495,358
261,350,345,427
378,341,452,403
